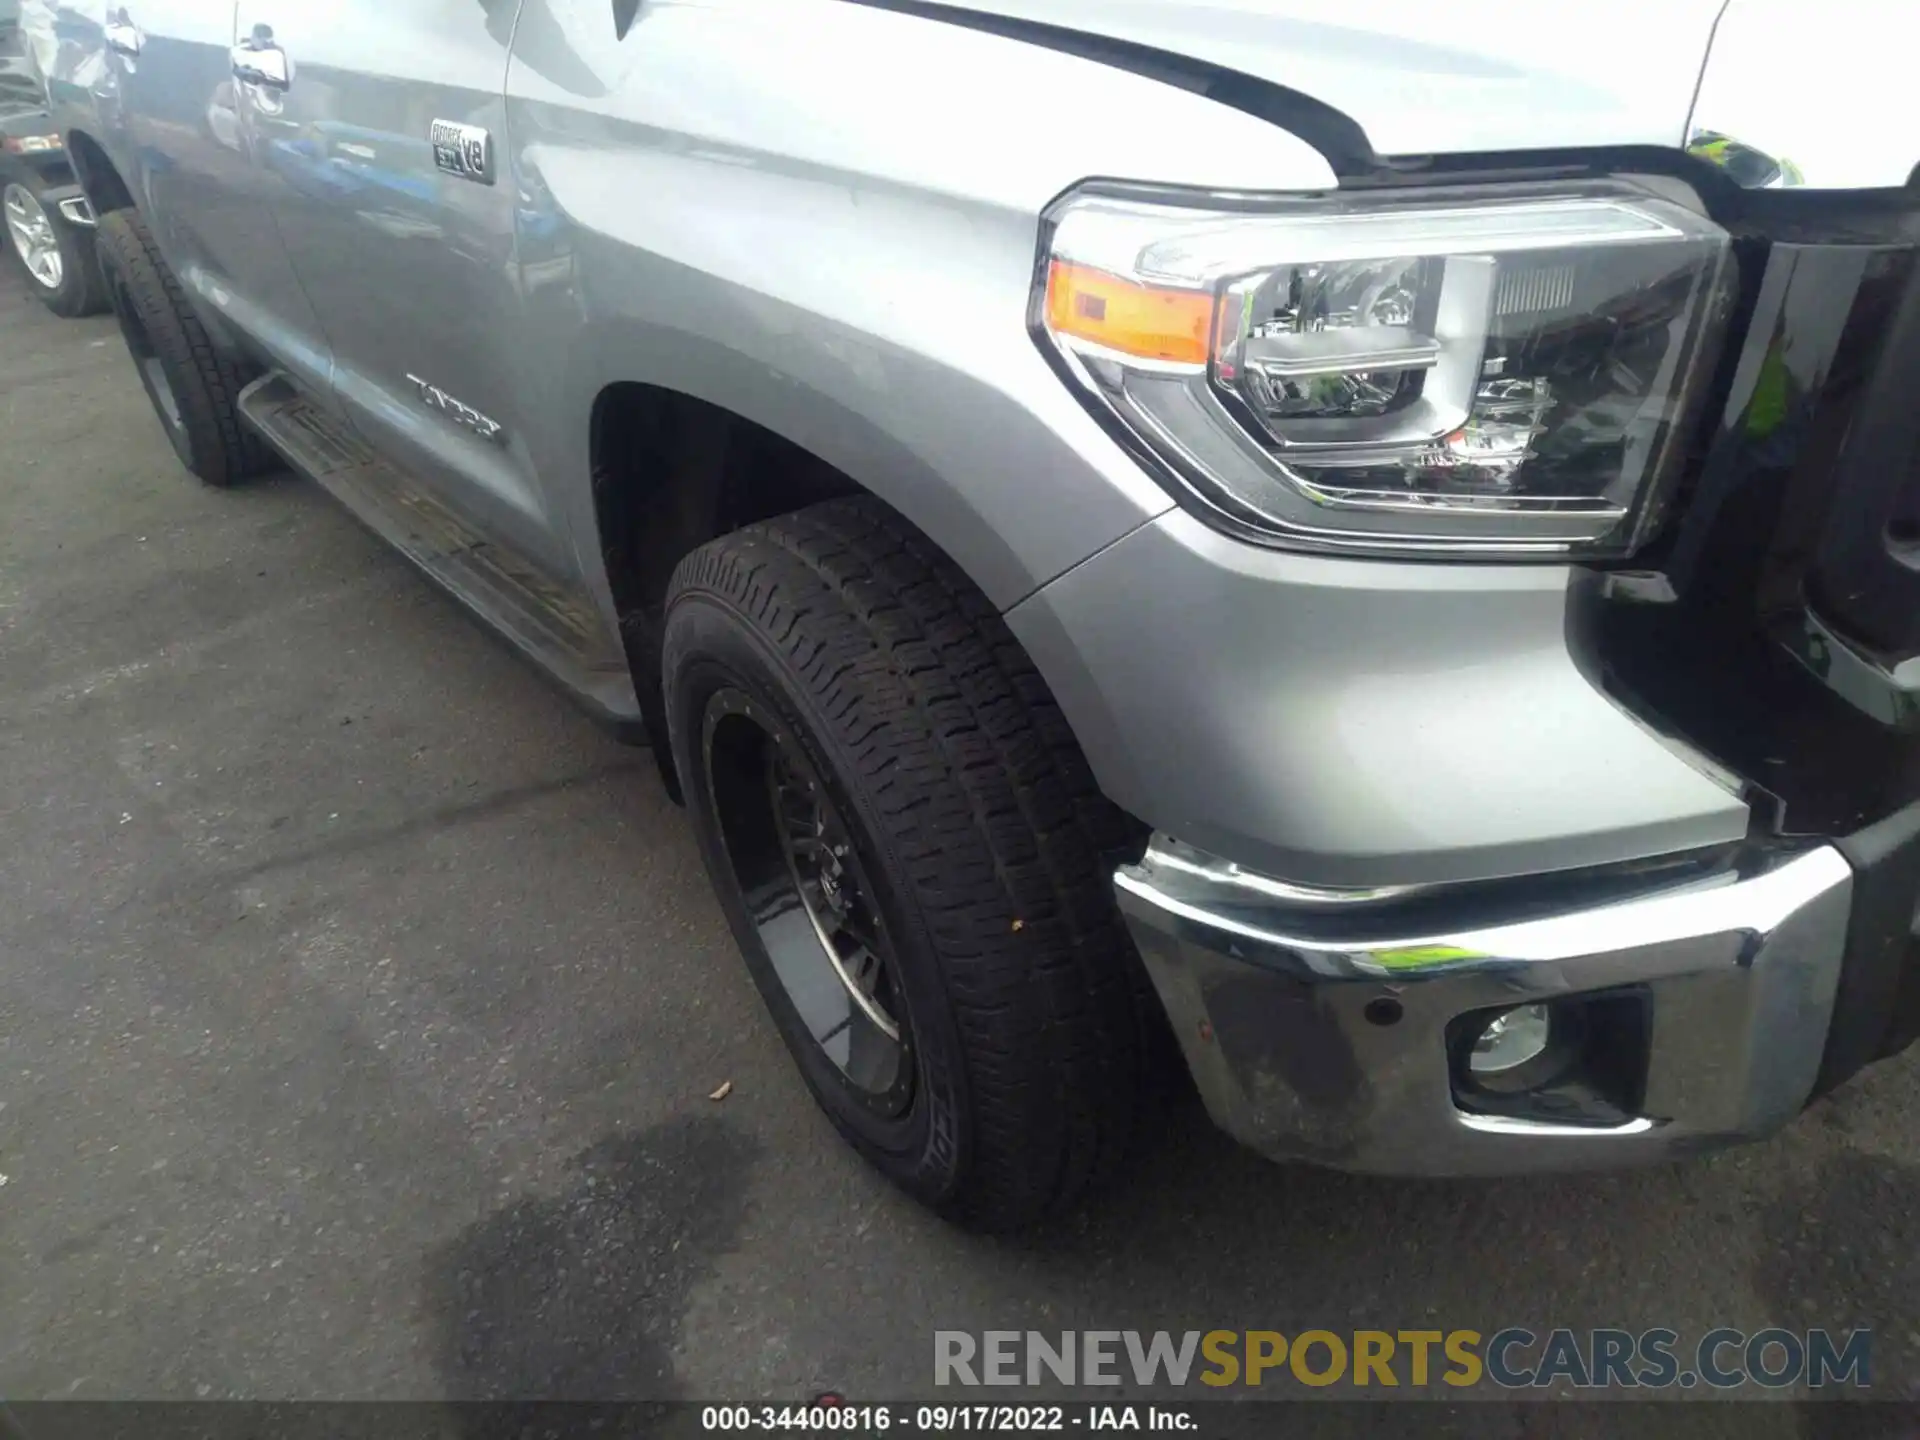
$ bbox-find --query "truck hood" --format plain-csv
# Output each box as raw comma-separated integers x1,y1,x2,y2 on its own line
901,0,1729,159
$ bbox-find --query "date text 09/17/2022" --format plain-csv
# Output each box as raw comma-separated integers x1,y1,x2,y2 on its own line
702,1405,1194,1432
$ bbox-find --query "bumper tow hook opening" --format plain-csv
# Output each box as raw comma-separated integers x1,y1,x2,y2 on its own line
1363,996,1405,1027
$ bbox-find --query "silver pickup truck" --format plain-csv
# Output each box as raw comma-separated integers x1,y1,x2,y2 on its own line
36,0,1920,1228
2,0,104,314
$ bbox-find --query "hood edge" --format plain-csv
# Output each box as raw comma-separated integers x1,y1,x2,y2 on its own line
835,0,1381,179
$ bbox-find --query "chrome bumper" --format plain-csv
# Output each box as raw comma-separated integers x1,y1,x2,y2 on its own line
1116,839,1855,1175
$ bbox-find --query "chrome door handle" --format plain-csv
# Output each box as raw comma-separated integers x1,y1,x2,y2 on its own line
104,9,143,56
231,25,291,88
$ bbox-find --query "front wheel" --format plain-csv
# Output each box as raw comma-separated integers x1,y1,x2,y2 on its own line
93,207,273,487
663,497,1157,1230
2,182,105,318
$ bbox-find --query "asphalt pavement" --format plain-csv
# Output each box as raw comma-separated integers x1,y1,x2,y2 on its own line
1,258,1917,1426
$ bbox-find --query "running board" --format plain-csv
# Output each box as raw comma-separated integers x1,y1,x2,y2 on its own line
237,372,641,730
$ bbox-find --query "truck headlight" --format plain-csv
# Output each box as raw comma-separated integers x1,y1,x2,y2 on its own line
1036,182,1734,558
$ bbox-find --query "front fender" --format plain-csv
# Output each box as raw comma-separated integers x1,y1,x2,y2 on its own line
504,0,1336,610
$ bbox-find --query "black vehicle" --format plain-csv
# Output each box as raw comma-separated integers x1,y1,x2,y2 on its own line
0,0,102,315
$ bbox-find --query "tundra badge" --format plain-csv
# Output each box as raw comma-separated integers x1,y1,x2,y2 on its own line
405,375,505,443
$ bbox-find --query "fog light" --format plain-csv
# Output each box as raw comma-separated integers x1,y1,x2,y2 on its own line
1468,1004,1552,1075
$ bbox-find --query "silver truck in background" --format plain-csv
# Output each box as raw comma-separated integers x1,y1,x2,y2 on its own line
34,0,1920,1227
1,0,104,313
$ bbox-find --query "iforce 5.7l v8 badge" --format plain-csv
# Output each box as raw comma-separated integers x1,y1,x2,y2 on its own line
430,119,493,185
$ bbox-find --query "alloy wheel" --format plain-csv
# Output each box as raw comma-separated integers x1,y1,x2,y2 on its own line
701,687,915,1117
3,184,63,292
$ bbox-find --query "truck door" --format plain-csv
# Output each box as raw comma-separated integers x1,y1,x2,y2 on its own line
226,0,572,582
104,0,329,393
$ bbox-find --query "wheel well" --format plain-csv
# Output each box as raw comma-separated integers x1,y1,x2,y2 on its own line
591,382,864,793
64,131,135,215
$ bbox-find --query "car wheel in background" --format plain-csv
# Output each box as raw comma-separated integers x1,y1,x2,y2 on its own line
2,181,106,318
92,207,274,487
664,496,1160,1230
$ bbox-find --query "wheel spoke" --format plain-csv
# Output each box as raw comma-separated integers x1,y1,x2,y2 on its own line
840,940,877,991
838,912,883,965
769,768,822,840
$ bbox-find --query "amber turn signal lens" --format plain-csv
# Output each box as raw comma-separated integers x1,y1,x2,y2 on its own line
1044,260,1213,367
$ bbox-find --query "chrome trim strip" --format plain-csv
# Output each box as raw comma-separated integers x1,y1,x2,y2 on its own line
1456,1113,1659,1140
1126,836,1427,910
1779,607,1920,731
1119,839,1845,974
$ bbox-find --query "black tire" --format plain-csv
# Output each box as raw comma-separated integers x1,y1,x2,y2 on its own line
93,207,273,487
57,231,109,319
2,180,106,318
664,496,1157,1229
